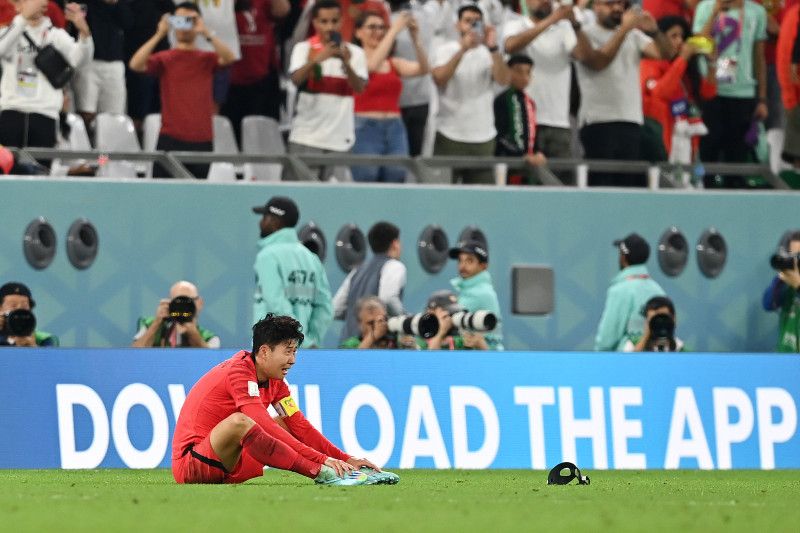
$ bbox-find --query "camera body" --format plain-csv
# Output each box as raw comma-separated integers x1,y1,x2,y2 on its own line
168,296,196,324
387,313,439,339
770,251,800,272
450,310,497,333
648,313,675,352
2,309,37,337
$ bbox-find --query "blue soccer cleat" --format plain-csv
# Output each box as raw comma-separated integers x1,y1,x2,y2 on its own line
314,465,369,486
360,467,400,485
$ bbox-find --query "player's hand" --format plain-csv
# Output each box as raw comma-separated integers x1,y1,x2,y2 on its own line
346,457,382,472
324,457,357,478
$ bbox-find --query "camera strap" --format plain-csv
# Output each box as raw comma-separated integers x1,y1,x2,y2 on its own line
547,462,590,486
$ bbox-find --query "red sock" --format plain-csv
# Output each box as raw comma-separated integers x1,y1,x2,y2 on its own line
240,424,321,479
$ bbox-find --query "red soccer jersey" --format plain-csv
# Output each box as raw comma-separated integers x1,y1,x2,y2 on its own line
146,48,218,143
172,350,350,466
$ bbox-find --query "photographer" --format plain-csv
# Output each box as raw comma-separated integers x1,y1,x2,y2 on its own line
339,296,426,349
0,282,58,347
762,231,800,352
131,280,220,348
425,290,488,351
624,296,685,352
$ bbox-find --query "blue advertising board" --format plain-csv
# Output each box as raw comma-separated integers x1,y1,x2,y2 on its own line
1,349,797,470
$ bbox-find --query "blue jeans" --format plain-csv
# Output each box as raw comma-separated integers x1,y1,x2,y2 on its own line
350,116,409,183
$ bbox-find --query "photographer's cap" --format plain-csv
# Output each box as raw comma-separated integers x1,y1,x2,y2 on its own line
448,240,489,263
613,233,649,265
252,196,299,228
426,290,465,314
0,282,35,307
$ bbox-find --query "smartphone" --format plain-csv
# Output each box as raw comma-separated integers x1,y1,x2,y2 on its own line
168,15,195,30
330,31,342,46
471,20,484,38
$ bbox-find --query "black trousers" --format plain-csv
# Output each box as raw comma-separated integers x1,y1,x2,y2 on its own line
698,96,757,188
0,110,56,148
401,103,429,157
220,70,281,146
153,134,213,179
580,121,644,187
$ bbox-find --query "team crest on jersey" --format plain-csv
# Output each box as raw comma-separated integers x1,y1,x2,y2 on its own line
274,396,299,418
248,381,259,397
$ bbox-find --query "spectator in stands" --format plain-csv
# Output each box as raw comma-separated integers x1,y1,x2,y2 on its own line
350,10,429,183
574,1,668,187
432,4,510,184
389,0,443,157
424,290,488,350
252,196,333,349
287,0,367,181
0,0,92,149
494,54,547,184
0,0,65,28
693,0,768,188
339,296,425,349
0,282,58,346
762,230,800,352
776,0,800,168
641,15,716,164
502,0,594,177
623,295,686,352
221,0,289,144
333,0,389,43
334,221,406,344
187,0,241,113
131,280,220,348
595,233,666,351
71,0,132,134
448,240,504,350
123,0,173,137
129,2,235,179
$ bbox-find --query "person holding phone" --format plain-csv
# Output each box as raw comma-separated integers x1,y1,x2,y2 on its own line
349,10,429,182
286,0,368,181
0,0,92,149
129,1,235,179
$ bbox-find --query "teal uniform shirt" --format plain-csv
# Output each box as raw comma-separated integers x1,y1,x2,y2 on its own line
450,270,504,351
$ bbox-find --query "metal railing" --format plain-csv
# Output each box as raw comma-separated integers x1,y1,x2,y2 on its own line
8,147,791,190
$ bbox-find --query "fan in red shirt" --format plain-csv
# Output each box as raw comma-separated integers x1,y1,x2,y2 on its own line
171,313,399,485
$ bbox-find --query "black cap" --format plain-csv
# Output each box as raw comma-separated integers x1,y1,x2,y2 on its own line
0,282,35,308
252,196,299,228
448,240,488,263
426,290,465,314
613,233,650,265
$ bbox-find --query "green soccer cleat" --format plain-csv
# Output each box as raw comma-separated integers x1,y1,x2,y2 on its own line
314,465,369,486
360,467,400,485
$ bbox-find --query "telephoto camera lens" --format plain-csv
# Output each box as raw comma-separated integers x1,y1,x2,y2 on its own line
386,313,440,339
450,310,497,332
168,296,196,324
2,309,37,337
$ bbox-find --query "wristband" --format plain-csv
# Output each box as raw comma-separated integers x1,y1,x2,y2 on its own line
488,45,499,53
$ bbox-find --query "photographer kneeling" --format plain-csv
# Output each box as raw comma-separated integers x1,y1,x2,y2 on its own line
425,290,489,351
762,231,800,352
0,282,58,347
624,296,685,352
131,280,219,348
340,296,428,350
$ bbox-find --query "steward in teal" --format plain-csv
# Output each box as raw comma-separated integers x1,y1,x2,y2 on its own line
253,197,333,349
448,241,504,351
595,233,665,351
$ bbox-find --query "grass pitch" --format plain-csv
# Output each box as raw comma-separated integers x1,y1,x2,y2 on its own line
2,469,799,533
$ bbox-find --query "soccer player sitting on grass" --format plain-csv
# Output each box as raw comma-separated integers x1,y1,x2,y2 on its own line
171,312,398,485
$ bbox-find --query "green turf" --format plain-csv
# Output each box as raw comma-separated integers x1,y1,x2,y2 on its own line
2,469,799,532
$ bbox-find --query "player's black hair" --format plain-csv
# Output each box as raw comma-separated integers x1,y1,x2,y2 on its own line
252,313,305,356
173,1,201,14
507,55,533,68
643,296,675,318
368,221,400,254
312,0,341,18
458,5,483,20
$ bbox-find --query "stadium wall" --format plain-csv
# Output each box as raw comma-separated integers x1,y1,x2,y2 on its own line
0,178,796,351
1,348,797,470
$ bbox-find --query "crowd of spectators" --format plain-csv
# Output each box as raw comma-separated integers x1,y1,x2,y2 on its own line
0,0,798,187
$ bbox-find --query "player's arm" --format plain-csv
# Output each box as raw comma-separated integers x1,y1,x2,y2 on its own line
275,394,350,461
240,402,332,463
